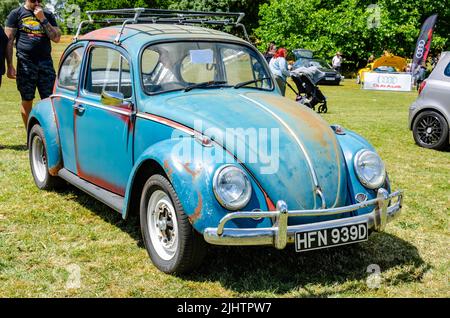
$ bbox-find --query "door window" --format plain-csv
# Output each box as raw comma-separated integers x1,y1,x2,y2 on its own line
86,47,132,99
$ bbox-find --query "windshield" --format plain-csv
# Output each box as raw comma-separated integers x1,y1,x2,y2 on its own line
141,42,273,94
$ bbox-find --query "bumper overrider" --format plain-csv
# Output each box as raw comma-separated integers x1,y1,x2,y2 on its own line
204,188,403,249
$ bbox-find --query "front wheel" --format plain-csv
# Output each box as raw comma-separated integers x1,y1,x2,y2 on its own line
28,125,63,190
413,111,449,150
140,175,207,274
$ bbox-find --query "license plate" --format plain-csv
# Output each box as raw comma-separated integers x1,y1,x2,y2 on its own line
295,223,368,252
325,77,335,81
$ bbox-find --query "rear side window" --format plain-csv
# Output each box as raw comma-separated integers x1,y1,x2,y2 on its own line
444,62,450,77
58,47,84,91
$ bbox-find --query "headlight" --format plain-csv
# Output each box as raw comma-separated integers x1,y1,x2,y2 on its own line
354,150,386,189
213,165,252,211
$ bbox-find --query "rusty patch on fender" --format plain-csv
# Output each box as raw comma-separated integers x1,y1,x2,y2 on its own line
183,163,202,179
189,191,203,223
49,162,63,176
163,160,173,180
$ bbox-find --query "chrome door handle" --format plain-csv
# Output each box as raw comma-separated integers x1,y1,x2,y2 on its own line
74,104,86,114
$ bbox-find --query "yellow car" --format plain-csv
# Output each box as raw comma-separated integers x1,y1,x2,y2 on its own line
356,55,407,84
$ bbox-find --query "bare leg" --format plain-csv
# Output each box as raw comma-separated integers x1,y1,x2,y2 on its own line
21,100,33,128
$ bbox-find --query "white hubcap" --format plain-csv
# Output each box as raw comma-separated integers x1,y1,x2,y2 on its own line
147,190,179,261
32,136,47,183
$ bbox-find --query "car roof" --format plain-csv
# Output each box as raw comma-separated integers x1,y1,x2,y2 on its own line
80,24,246,47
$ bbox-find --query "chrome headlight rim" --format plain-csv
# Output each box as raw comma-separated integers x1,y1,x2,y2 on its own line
213,165,252,211
353,149,386,190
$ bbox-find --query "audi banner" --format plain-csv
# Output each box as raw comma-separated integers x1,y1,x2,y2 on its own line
363,73,412,92
412,14,438,74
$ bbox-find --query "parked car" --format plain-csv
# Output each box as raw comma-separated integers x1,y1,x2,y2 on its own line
27,9,403,274
357,55,407,85
409,51,450,150
292,58,343,85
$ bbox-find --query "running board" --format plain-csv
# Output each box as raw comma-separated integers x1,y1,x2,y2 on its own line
58,168,124,213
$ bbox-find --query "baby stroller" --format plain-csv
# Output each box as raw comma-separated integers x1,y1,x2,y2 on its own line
286,73,328,114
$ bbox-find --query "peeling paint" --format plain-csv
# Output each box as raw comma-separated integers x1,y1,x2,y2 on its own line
163,160,173,180
189,191,203,223
49,163,63,176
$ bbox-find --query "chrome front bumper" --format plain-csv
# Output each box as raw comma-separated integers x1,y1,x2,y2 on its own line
204,188,403,250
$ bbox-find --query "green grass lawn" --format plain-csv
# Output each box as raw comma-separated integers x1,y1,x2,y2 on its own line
0,39,449,298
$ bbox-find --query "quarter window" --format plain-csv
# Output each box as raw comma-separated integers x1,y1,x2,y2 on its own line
58,47,84,91
86,47,132,99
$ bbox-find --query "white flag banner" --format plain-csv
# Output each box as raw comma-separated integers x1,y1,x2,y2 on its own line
363,72,412,92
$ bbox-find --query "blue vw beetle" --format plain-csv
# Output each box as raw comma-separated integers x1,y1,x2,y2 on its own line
27,9,403,274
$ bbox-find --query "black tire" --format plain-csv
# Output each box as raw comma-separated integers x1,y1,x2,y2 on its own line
318,103,328,114
413,111,449,150
140,174,207,274
28,125,63,190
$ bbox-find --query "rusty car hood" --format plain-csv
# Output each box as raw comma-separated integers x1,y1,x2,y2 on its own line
143,90,348,211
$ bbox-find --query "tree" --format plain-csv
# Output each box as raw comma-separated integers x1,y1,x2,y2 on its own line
256,0,449,67
0,0,19,26
168,0,269,33
62,0,267,37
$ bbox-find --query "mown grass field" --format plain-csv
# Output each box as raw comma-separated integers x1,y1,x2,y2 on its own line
0,38,449,298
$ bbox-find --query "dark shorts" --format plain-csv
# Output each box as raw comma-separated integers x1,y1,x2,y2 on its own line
16,57,56,101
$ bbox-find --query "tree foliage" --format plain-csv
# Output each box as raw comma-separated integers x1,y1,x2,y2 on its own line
53,0,448,68
256,0,449,66
0,0,19,26
168,0,269,32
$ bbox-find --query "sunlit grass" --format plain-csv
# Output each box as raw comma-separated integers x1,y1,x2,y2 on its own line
0,38,449,297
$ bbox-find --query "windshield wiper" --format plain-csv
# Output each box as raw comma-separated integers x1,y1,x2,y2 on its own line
234,77,271,89
185,81,227,92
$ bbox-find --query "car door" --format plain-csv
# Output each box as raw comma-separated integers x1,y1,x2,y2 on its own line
52,44,86,174
74,43,135,196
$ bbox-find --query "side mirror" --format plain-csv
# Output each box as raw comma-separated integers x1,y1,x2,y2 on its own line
101,91,125,107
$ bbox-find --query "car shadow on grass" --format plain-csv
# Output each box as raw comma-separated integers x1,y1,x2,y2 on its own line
57,186,430,297
183,234,430,296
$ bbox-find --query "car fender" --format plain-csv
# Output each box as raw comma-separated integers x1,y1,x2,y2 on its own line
335,129,391,214
123,137,271,233
27,98,62,176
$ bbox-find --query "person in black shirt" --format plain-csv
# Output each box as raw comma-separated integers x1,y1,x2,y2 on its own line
5,0,61,127
0,26,7,87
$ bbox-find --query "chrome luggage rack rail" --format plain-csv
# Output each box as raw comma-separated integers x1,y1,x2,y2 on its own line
73,8,249,44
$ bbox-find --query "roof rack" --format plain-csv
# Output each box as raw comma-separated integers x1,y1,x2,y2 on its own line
73,8,249,44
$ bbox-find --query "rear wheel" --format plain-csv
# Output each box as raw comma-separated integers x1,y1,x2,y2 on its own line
318,103,328,114
413,111,449,150
140,175,206,274
28,125,62,190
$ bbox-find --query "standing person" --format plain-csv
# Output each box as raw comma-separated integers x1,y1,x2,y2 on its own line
0,26,7,87
5,0,61,128
269,48,290,96
332,52,343,73
264,42,277,64
367,54,375,65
